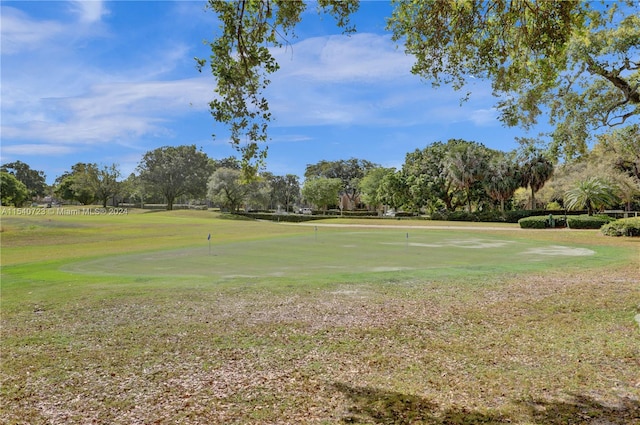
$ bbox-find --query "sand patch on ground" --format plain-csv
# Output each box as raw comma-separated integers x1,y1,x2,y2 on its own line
382,238,512,249
523,245,595,256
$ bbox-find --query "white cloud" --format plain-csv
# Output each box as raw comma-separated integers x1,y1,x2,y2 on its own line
469,108,500,126
0,6,66,54
273,33,414,83
69,0,107,24
263,32,503,129
1,144,76,156
3,77,213,144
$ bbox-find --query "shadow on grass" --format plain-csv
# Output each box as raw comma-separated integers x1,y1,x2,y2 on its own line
334,382,640,425
333,382,509,424
522,393,640,425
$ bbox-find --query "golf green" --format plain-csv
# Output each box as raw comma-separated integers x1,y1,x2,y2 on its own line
62,228,620,281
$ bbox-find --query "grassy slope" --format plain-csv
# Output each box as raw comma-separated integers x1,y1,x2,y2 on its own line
1,209,639,424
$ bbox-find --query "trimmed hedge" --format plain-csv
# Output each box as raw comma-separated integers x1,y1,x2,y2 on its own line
518,215,567,229
601,217,640,237
431,210,577,223
235,212,327,223
566,214,614,229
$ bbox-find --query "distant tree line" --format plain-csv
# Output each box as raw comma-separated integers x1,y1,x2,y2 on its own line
2,126,639,215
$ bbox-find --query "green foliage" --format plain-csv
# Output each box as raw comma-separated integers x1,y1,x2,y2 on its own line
203,1,639,170
403,139,499,213
518,216,551,229
236,211,322,222
137,145,212,210
84,164,121,208
1,160,47,199
262,173,300,212
0,171,29,206
208,168,249,212
359,167,395,210
601,217,640,237
389,1,640,159
378,170,409,211
200,0,358,176
445,141,495,212
564,177,620,215
518,215,568,229
301,177,342,211
519,144,555,209
484,154,522,212
567,214,613,229
53,163,98,205
305,158,379,210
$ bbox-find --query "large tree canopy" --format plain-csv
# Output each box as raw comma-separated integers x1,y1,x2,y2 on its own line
137,145,212,210
202,0,638,169
1,160,47,199
389,0,639,159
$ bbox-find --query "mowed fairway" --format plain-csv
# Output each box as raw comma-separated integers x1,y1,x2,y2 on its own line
1,209,639,424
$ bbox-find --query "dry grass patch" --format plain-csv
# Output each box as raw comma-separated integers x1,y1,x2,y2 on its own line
2,212,638,424
3,264,638,424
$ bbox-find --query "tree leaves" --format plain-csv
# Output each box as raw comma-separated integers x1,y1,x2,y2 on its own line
200,0,358,178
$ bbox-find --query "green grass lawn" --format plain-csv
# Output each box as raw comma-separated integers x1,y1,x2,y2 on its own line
1,208,639,424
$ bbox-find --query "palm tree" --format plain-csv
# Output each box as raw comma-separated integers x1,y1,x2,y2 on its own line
446,143,489,212
564,177,620,215
521,154,554,209
484,158,521,211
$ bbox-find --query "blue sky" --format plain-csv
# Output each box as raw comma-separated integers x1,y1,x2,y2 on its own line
1,1,545,184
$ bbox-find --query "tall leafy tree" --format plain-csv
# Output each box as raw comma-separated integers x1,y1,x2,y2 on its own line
1,160,47,199
358,167,395,211
592,124,640,181
75,164,121,208
203,1,638,167
445,141,493,212
484,154,522,212
389,0,640,159
264,173,300,212
137,145,212,210
208,168,250,212
301,177,342,213
54,163,97,205
0,171,29,206
378,170,410,212
403,141,462,211
304,158,378,210
519,142,555,209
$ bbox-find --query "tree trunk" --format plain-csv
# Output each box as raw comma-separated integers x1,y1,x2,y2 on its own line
530,187,536,210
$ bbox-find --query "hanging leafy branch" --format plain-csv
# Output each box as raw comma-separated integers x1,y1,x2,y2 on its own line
197,0,358,179
200,0,639,169
388,0,639,159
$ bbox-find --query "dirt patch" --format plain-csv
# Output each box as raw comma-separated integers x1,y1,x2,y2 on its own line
523,245,595,256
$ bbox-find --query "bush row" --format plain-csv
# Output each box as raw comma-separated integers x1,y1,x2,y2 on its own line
566,215,615,229
430,210,575,223
601,217,640,237
236,212,325,223
518,214,616,229
518,215,567,229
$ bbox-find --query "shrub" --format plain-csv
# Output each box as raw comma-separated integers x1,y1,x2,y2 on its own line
566,215,612,229
518,215,567,229
518,216,549,229
445,211,479,222
601,217,640,237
